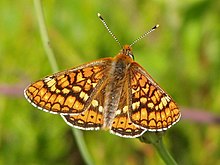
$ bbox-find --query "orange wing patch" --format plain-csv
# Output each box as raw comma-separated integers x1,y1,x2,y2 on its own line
62,107,104,130
109,78,145,137
62,84,107,130
129,63,181,131
24,60,111,114
111,113,145,138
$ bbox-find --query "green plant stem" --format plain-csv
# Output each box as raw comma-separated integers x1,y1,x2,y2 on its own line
152,138,177,165
33,1,93,165
72,129,94,165
33,0,58,72
140,132,178,165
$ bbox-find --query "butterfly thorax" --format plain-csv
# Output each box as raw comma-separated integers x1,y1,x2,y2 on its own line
102,46,133,129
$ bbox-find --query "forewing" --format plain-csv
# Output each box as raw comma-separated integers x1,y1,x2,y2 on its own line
110,76,145,138
62,84,106,130
129,62,181,131
24,58,112,114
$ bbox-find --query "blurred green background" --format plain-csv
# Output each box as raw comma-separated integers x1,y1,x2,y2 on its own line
0,0,220,164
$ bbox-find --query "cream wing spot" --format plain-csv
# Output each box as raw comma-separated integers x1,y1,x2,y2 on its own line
158,102,163,110
165,96,171,102
79,91,89,101
44,76,53,82
92,83,97,88
72,86,81,93
161,97,167,106
115,109,121,115
140,97,147,104
98,106,103,112
91,100,99,107
147,102,154,109
83,93,89,101
46,79,56,87
55,89,61,93
122,106,128,113
50,85,56,92
62,88,70,94
132,102,140,110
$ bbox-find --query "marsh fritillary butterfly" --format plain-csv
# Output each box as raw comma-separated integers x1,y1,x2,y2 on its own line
24,13,180,138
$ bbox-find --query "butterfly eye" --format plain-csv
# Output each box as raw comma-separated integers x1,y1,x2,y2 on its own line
128,52,134,60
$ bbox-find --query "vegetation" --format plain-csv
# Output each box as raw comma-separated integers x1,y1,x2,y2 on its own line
0,0,219,164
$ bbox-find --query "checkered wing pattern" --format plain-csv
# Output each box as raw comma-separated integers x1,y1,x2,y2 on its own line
62,87,107,130
110,76,145,137
129,62,181,131
24,59,112,115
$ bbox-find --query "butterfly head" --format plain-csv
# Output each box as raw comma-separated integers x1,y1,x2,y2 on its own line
122,45,134,60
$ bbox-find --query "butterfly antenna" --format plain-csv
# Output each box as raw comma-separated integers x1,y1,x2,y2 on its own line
98,13,122,48
130,24,159,47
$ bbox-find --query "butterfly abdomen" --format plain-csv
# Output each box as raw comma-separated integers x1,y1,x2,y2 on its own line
102,53,132,129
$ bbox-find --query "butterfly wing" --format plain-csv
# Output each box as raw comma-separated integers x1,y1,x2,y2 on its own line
110,73,145,138
129,62,181,131
24,58,112,114
62,86,106,130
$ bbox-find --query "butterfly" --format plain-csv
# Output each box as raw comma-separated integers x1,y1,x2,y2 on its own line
24,13,181,138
